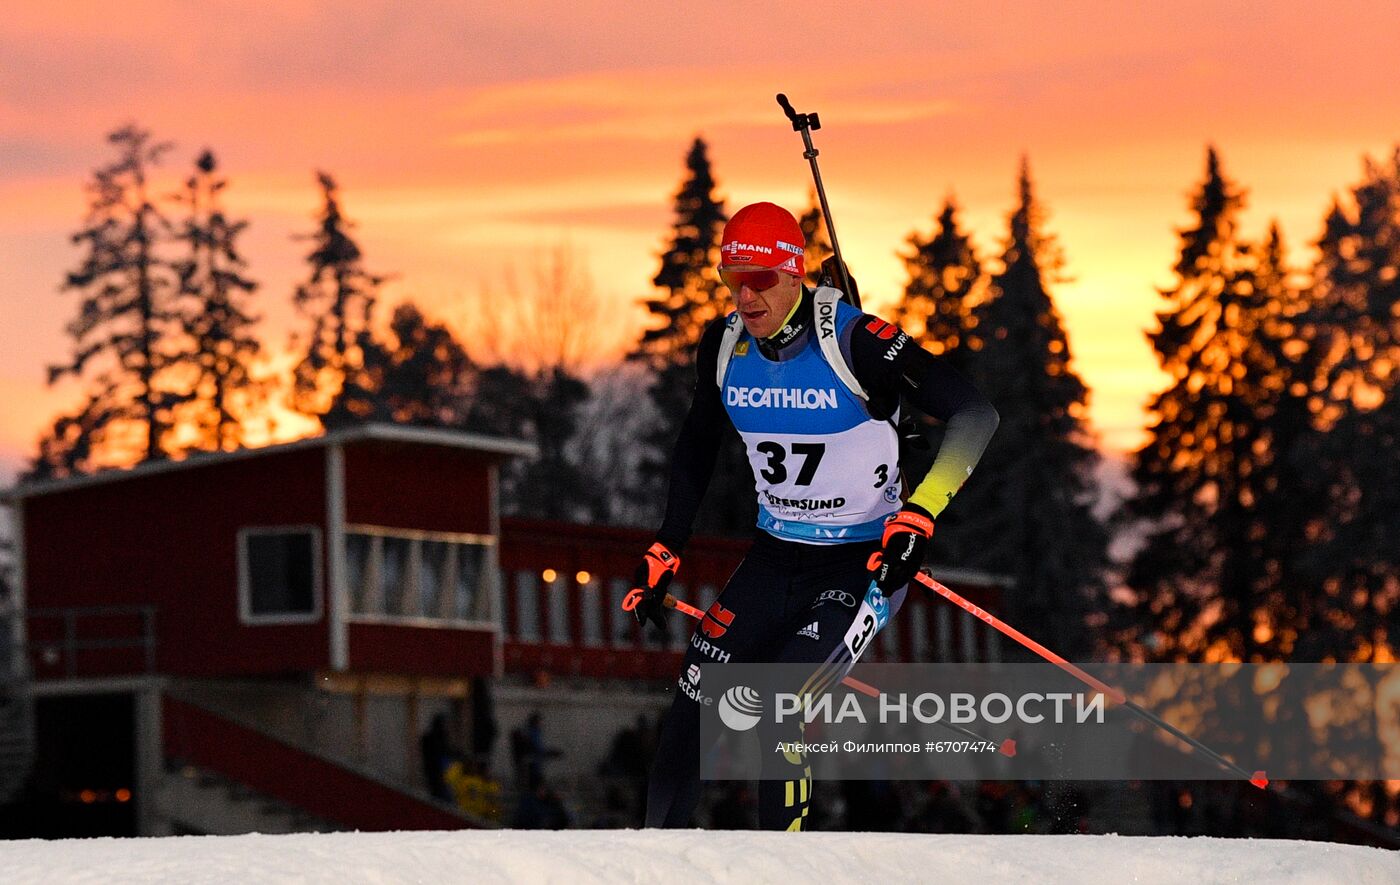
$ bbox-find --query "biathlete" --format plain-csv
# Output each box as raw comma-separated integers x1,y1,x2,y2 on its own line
631,201,999,830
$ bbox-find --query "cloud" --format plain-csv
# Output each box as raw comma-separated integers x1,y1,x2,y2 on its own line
2,0,1399,466
498,202,670,232
441,67,959,149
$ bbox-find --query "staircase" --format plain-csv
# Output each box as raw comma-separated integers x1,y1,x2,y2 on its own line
161,692,487,832
0,598,34,805
155,762,337,835
0,688,34,806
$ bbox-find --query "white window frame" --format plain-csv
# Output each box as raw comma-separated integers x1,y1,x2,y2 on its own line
237,525,325,625
341,524,498,630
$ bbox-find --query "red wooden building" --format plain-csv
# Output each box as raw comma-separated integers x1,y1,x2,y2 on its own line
5,424,532,837
2,422,1007,837
16,424,530,685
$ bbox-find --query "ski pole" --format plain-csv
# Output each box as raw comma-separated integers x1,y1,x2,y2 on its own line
622,586,1015,756
911,567,1269,789
775,93,858,308
622,586,705,620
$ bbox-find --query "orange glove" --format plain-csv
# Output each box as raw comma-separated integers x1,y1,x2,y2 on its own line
631,541,681,633
871,505,934,593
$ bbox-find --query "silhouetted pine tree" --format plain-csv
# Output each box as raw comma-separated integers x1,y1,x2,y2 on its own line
1244,222,1324,657
1121,148,1319,661
797,191,833,289
466,366,535,440
894,197,983,363
892,197,985,563
514,368,597,521
169,150,264,452
460,361,594,519
1297,149,1400,660
952,158,1106,653
34,125,184,478
632,139,728,375
291,172,391,427
371,302,475,427
629,138,753,535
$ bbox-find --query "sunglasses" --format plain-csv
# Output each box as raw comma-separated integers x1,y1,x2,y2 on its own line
720,267,782,293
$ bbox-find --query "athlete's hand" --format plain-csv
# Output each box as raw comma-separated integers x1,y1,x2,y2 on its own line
631,541,681,633
871,505,934,592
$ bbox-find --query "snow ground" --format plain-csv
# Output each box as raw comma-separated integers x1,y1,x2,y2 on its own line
1,830,1395,885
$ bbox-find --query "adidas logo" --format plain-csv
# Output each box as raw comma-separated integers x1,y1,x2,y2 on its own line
798,621,820,640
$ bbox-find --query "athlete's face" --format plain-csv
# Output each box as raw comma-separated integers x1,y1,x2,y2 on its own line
721,266,802,338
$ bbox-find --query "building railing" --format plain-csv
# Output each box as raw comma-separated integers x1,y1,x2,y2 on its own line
497,565,1004,679
25,605,158,680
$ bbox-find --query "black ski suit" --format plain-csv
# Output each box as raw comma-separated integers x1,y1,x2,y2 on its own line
645,290,998,829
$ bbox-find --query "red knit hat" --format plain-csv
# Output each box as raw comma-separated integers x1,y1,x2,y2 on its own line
719,202,805,276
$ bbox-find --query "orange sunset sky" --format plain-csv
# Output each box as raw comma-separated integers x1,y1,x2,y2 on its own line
2,1,1398,482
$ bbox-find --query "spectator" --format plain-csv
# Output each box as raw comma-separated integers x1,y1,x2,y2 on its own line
470,677,498,774
445,758,502,822
512,779,572,829
599,713,655,824
510,711,561,791
419,713,456,802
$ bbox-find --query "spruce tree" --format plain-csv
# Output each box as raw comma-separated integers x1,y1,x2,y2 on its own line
466,366,535,440
1298,149,1400,660
892,197,985,563
629,138,753,535
1246,223,1323,657
513,368,596,521
632,138,728,375
170,150,264,452
797,191,833,289
952,158,1106,652
291,172,391,427
372,302,475,427
893,197,983,364
1122,149,1317,661
463,362,595,520
35,125,183,477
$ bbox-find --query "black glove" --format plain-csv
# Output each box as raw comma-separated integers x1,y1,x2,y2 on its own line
632,541,681,633
871,505,934,592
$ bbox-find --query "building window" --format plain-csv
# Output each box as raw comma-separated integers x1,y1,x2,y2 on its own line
238,527,322,624
453,545,486,620
580,576,603,648
419,540,449,617
546,573,570,645
380,536,411,616
343,527,495,625
514,571,540,641
608,578,633,647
